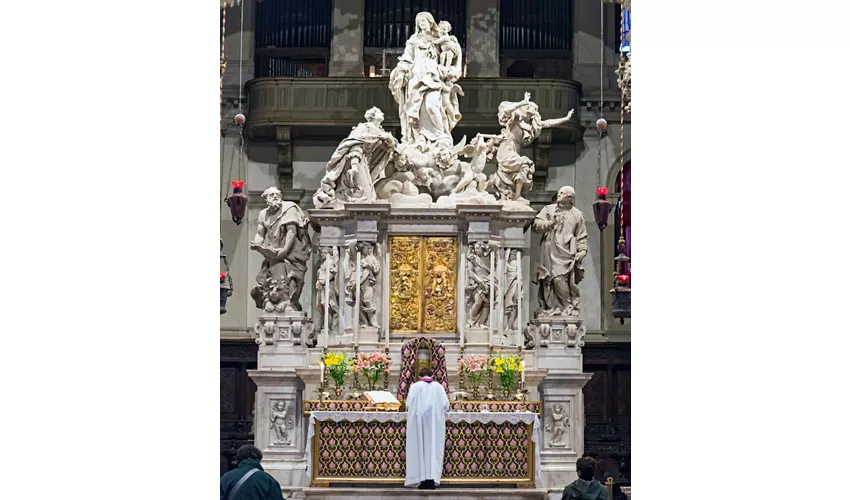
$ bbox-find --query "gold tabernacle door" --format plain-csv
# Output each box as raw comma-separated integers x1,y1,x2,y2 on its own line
388,236,458,335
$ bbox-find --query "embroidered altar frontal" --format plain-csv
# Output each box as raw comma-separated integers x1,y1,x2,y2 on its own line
307,411,541,487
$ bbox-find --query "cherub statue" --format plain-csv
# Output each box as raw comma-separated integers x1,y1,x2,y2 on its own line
270,400,291,446
453,134,490,194
435,21,461,69
545,404,569,447
440,70,464,134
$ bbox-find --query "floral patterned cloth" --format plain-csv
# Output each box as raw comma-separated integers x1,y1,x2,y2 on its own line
395,337,450,400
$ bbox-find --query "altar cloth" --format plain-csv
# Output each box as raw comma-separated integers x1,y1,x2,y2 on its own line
305,410,541,487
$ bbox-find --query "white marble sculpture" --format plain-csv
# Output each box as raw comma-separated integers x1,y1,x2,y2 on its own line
545,403,569,447
312,108,399,209
345,242,381,328
270,400,291,446
522,322,537,349
250,187,312,313
532,186,588,317
488,93,575,208
465,241,492,328
315,246,340,338
435,134,499,207
504,248,520,332
390,11,463,149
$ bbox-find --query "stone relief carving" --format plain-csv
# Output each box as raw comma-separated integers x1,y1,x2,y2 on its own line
345,242,381,328
532,186,588,318
545,403,570,448
270,400,294,446
312,107,399,209
465,241,492,328
250,187,312,314
488,92,575,208
315,246,340,339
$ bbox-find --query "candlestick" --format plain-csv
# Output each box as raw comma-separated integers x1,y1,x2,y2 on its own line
323,250,330,346
354,247,361,345
516,249,522,346
488,249,495,345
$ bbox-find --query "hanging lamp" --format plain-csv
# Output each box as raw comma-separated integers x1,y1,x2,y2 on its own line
222,0,248,225
610,6,631,324
591,0,612,231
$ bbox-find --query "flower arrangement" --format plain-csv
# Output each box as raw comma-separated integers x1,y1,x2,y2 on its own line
321,351,351,387
353,351,392,390
489,354,523,394
458,354,489,399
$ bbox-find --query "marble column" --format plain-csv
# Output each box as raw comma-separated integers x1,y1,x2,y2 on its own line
328,0,365,77
465,0,500,77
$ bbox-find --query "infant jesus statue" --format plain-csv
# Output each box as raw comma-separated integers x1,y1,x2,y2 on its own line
435,21,461,68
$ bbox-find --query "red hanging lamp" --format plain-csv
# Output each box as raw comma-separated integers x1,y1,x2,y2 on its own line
226,179,247,224
592,187,612,230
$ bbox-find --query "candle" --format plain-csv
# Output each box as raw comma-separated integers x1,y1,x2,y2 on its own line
521,364,525,384
319,360,325,386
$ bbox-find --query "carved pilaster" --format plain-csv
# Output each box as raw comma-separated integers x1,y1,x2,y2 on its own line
532,129,553,190
275,126,293,189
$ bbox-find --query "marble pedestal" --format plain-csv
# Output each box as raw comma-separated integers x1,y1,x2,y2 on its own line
532,315,586,349
248,369,309,489
255,311,311,346
537,370,594,499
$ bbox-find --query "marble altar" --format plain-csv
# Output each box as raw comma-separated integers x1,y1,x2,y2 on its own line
246,11,589,500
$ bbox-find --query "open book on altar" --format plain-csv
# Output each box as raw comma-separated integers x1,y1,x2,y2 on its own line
364,391,402,410
364,391,400,405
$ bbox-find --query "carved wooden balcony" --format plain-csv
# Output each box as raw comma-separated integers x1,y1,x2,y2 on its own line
244,77,583,144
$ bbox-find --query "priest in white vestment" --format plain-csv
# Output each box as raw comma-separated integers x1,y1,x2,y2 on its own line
404,367,449,489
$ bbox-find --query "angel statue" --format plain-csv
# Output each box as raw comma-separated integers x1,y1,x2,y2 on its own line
488,92,575,205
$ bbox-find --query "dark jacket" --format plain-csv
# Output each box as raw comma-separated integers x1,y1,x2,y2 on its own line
561,477,608,500
220,459,285,500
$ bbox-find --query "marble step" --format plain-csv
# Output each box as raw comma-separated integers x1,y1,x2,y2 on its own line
301,487,549,500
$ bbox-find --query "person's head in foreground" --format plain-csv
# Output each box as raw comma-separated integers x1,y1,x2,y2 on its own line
576,456,596,480
560,456,607,500
419,367,433,379
236,444,263,464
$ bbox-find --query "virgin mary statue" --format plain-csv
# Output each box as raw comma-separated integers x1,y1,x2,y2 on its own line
389,12,459,150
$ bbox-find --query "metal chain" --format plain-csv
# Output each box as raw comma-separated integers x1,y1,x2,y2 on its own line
618,8,628,276
599,0,604,113
618,7,626,242
238,127,247,182
222,132,239,201
220,5,226,134
596,133,603,188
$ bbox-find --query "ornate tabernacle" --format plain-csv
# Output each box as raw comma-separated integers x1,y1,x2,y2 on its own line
246,10,594,497
306,411,541,487
396,337,450,399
